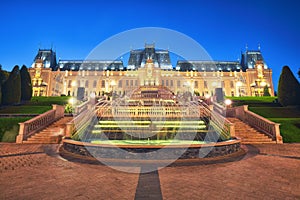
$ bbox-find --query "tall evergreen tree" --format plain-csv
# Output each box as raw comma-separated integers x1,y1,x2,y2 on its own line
2,65,21,105
20,65,32,101
0,65,9,105
278,66,300,106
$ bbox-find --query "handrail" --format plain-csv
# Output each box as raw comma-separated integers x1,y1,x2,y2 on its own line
74,100,89,115
65,101,100,138
241,106,282,143
207,102,235,139
225,105,282,143
16,104,65,143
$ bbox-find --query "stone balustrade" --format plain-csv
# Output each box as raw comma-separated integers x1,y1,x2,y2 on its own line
65,102,99,138
213,102,282,143
97,106,211,118
74,100,89,115
236,105,282,143
16,104,65,143
210,110,235,139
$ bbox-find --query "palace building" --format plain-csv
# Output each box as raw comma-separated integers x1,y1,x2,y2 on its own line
29,44,274,98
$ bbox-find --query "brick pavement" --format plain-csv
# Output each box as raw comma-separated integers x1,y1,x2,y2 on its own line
0,143,299,200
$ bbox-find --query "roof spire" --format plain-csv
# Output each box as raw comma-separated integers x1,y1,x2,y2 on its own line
258,43,261,51
245,44,248,51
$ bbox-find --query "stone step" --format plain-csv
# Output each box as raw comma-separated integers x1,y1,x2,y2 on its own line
24,117,72,144
241,141,276,144
23,141,58,144
237,136,270,139
29,136,59,139
242,138,272,142
236,133,266,136
27,137,59,141
226,117,274,144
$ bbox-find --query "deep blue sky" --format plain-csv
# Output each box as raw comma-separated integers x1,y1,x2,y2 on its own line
0,0,299,91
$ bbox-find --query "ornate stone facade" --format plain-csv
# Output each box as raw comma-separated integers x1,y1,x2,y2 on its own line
29,45,274,98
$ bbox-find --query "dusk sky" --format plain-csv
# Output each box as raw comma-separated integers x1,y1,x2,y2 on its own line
0,0,299,91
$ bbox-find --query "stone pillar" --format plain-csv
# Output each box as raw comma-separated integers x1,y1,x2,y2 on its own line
229,123,235,138
65,122,74,138
52,104,65,120
275,123,283,144
16,123,25,143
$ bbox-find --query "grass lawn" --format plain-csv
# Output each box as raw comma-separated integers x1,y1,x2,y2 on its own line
0,105,52,114
0,96,69,114
268,118,300,143
0,117,32,142
29,96,69,106
226,96,279,107
249,107,300,118
229,96,300,143
0,97,70,142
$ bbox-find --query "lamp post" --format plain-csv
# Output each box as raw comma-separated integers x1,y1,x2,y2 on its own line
204,93,211,105
224,99,232,108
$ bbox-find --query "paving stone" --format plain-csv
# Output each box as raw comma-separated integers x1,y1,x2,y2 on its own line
0,143,299,199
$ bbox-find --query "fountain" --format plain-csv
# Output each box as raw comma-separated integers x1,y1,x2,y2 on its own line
62,84,241,160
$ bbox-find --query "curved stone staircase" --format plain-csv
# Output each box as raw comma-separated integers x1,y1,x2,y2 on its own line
23,117,73,144
227,118,275,144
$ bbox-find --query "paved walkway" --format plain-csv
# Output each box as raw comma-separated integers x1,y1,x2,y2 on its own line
0,143,299,200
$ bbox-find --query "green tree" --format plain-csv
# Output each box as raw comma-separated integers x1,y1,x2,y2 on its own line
263,85,271,96
2,65,21,105
20,65,32,101
0,65,9,105
278,66,300,106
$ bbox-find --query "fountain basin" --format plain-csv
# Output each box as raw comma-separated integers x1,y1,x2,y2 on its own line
62,138,241,160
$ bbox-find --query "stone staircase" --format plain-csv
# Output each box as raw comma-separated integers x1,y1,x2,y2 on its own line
23,117,73,144
227,117,276,144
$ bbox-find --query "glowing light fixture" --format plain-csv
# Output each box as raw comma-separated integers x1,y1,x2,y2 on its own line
224,99,232,106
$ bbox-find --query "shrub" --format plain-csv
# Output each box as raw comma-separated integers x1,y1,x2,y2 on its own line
0,66,9,105
2,65,21,105
20,65,32,101
278,66,300,106
263,85,271,96
65,104,74,113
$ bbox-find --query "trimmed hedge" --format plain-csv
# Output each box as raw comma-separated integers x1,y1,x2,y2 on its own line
2,66,21,105
278,66,300,106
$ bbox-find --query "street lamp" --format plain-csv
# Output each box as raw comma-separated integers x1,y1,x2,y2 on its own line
68,97,76,105
224,99,232,107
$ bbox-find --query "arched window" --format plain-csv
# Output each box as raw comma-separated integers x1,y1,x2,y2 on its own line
85,80,89,87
